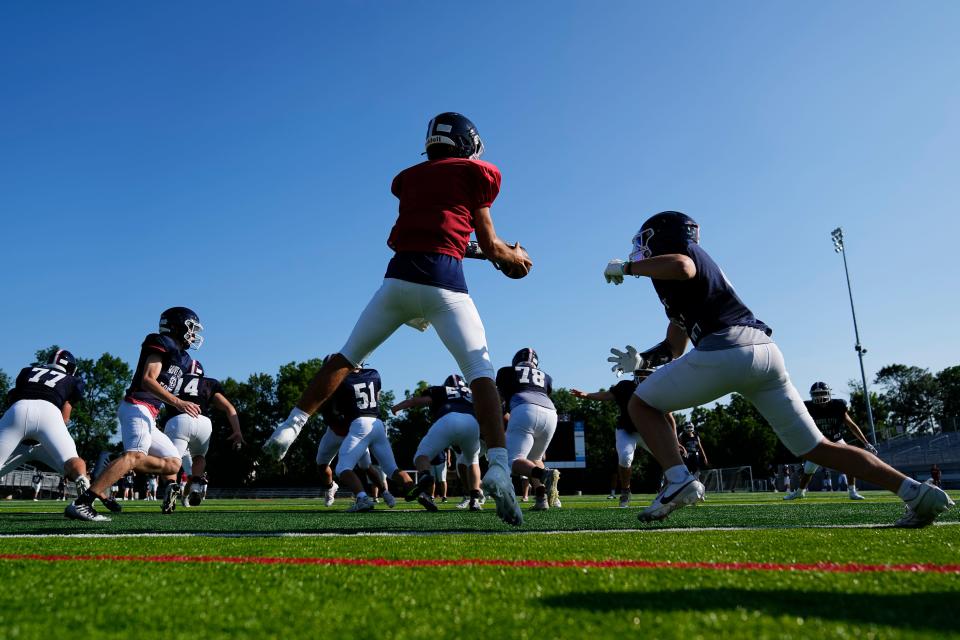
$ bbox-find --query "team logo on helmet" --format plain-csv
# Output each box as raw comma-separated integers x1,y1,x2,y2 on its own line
630,211,700,261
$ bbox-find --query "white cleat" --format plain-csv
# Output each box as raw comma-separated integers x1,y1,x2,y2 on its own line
638,479,705,523
262,414,308,461
551,496,562,509
347,495,375,513
382,491,397,509
324,481,339,507
619,491,631,508
64,502,111,522
481,462,523,526
543,468,560,508
456,497,471,509
895,484,955,528
531,496,549,511
848,489,865,501
783,489,806,501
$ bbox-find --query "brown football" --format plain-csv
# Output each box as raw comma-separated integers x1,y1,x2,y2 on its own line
497,243,531,279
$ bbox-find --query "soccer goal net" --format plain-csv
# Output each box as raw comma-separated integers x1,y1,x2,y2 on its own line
701,466,754,493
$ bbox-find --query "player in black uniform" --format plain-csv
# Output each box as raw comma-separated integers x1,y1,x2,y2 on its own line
783,382,876,501
573,369,681,507
603,211,953,526
497,349,561,511
678,423,709,479
392,374,484,511
165,360,245,507
0,349,109,520
0,350,105,517
315,365,414,512
67,307,204,521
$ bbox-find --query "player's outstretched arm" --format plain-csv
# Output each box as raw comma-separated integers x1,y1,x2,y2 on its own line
390,396,431,415
844,413,877,453
212,393,245,448
605,254,696,284
474,207,532,272
571,389,615,401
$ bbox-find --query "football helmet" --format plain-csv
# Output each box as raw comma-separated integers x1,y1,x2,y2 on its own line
425,112,484,160
48,349,77,376
683,423,695,435
512,347,539,368
444,374,467,389
810,381,832,404
630,211,700,261
159,307,204,350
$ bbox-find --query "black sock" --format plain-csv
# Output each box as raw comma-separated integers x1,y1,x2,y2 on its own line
535,485,546,498
470,489,482,499
530,467,546,481
76,490,95,506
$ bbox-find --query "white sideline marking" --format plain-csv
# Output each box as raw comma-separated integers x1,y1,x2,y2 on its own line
0,521,957,539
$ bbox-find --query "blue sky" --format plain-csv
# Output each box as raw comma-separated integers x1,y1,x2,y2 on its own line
1,2,958,404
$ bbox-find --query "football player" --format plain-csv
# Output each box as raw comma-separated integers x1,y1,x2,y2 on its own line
391,374,484,511
783,382,877,501
571,369,679,508
315,363,413,513
314,362,397,509
0,350,102,516
603,211,954,527
497,348,560,511
263,113,531,525
679,423,709,480
164,360,246,507
67,307,203,520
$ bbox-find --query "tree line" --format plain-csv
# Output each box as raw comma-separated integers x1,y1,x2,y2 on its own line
1,348,956,491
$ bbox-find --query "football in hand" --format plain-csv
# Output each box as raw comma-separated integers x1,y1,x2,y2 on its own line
495,242,532,279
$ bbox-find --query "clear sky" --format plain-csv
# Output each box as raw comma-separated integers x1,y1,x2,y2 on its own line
2,2,958,403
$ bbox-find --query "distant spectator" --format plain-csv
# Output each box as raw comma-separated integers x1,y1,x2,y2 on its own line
822,469,833,492
32,471,43,501
837,472,848,492
57,476,66,500
145,474,158,501
124,470,136,500
930,465,942,488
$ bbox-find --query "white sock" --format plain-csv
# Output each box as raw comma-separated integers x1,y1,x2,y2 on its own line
665,465,691,484
487,447,509,471
356,491,368,500
288,407,310,423
897,478,921,502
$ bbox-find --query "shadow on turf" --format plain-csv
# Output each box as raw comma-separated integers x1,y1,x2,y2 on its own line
543,588,954,631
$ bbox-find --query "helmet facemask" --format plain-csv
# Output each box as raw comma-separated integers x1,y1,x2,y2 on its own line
184,318,204,350
630,228,655,262
811,390,831,404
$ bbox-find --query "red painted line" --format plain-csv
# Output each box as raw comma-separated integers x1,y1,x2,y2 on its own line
1,553,958,574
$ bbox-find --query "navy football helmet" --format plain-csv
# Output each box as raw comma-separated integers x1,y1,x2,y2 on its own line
444,374,467,389
630,211,700,261
425,112,484,160
683,423,695,435
810,381,832,404
159,307,204,350
48,349,77,376
512,347,539,368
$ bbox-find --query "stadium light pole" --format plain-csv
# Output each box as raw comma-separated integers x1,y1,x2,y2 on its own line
831,227,877,445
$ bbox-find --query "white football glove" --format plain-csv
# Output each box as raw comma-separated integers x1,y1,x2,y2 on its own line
604,259,626,285
608,345,644,376
262,414,308,461
865,443,878,455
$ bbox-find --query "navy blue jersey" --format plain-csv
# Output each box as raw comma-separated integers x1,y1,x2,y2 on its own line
421,383,475,421
496,364,555,411
7,365,84,411
652,243,771,347
125,334,194,414
320,368,381,437
804,399,849,442
430,450,447,466
168,376,225,417
680,432,701,457
610,379,639,432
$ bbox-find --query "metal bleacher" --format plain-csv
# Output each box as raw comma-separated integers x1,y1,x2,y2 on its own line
875,431,960,487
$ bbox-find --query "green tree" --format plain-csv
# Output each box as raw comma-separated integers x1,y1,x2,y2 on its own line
847,381,892,440
692,394,781,471
936,366,960,431
874,364,941,434
0,368,10,413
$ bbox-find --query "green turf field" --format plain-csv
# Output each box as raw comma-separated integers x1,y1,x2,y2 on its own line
1,491,957,640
